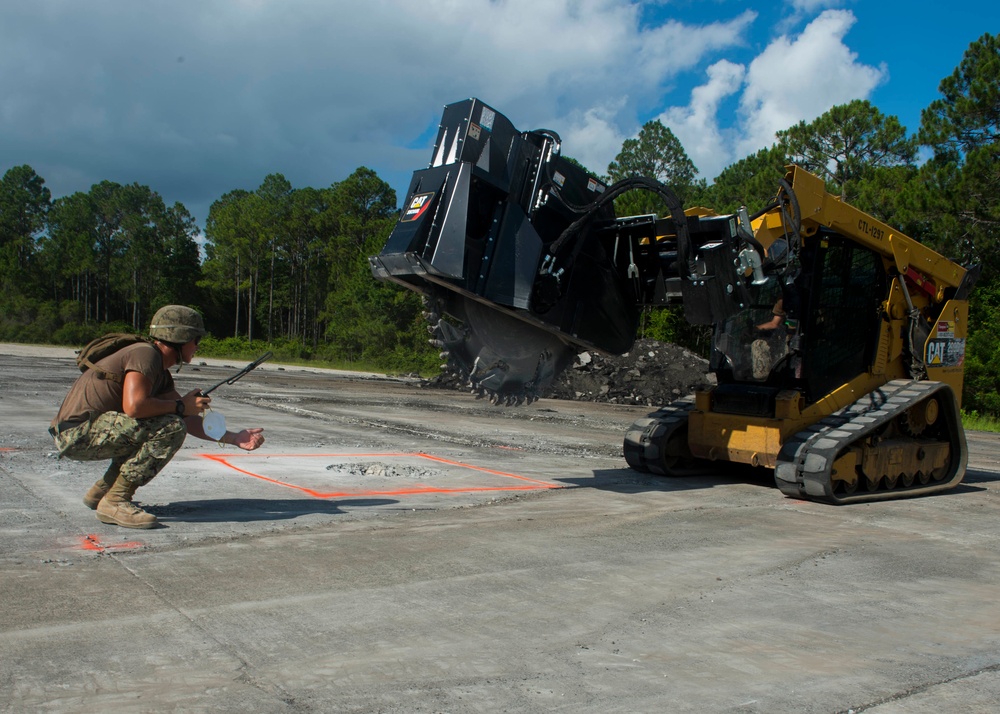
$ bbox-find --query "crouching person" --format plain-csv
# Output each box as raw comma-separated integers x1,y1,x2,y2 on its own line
49,305,265,529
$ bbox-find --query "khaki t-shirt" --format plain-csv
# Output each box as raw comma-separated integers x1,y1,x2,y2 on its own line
51,342,175,428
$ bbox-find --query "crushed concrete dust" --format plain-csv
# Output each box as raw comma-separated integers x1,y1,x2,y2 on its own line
326,462,440,480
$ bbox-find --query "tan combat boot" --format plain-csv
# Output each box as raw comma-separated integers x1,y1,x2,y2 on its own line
96,480,158,529
83,478,114,510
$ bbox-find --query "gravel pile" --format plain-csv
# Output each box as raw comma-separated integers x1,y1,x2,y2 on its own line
424,338,713,407
546,338,713,406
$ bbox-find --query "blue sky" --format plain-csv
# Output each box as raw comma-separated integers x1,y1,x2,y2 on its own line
1,0,995,230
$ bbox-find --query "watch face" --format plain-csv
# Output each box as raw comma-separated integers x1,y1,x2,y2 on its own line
176,400,185,415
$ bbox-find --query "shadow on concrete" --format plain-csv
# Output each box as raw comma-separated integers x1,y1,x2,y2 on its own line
963,469,1000,484
562,467,988,499
557,466,776,494
146,498,397,523
950,482,988,495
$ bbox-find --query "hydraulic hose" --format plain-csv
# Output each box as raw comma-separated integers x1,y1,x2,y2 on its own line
546,176,694,278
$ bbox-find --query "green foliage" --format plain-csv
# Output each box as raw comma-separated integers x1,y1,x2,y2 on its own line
697,145,789,214
637,306,712,357
0,292,134,345
198,166,437,374
195,335,261,361
33,180,202,330
895,34,1000,416
913,33,1000,274
0,294,56,343
850,164,920,227
0,161,439,375
961,275,1000,414
961,410,1000,433
607,119,700,214
0,165,51,297
919,33,1000,154
777,99,917,203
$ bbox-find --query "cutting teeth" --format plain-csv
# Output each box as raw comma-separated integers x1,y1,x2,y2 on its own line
421,292,573,407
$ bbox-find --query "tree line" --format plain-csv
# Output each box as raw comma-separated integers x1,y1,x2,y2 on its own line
1,33,997,412
0,164,434,373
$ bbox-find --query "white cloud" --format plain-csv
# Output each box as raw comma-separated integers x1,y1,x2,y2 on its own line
626,10,757,90
778,0,849,33
649,9,884,183
736,10,885,159
658,60,746,180
0,0,761,221
24,1,918,228
556,100,631,176
787,0,846,13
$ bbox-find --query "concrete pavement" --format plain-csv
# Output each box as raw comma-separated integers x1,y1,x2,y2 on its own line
2,346,1000,713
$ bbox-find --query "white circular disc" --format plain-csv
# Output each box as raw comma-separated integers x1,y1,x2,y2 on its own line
203,410,227,440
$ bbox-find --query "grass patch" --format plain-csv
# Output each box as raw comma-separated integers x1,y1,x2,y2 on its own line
194,335,437,378
962,410,1000,434
242,353,426,378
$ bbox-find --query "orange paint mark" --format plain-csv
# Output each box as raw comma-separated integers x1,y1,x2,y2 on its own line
0,447,18,452
198,451,561,499
78,534,143,552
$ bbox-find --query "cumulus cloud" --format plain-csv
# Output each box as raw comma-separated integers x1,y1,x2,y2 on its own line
0,0,762,221
736,9,885,158
653,9,885,181
554,101,631,178
658,60,746,180
0,1,878,221
778,0,848,32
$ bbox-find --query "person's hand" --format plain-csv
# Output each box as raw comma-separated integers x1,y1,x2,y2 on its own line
230,427,265,451
182,389,211,415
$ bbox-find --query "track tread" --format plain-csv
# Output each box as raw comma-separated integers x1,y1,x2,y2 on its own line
623,396,697,475
774,380,967,504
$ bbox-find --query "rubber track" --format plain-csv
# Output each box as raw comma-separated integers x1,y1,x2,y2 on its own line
623,396,696,475
774,379,967,504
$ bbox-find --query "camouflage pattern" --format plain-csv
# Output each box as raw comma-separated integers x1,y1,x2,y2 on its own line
100,456,128,489
54,412,187,487
149,305,207,344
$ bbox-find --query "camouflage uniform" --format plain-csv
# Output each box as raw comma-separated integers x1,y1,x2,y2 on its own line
50,305,209,528
51,340,183,486
53,412,187,487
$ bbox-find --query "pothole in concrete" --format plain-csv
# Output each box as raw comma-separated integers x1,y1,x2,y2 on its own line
325,461,441,480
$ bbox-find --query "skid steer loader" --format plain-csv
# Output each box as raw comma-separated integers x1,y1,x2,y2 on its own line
371,98,978,504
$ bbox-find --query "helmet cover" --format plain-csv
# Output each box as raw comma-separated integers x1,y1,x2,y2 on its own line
149,305,207,344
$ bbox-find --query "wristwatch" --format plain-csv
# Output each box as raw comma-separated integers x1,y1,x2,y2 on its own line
175,399,185,416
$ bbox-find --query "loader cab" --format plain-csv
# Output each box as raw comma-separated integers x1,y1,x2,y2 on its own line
797,231,886,400
709,230,886,413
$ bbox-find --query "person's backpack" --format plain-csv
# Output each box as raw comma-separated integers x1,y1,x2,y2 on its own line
75,333,153,383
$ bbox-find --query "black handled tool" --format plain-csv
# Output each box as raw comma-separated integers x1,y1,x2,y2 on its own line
201,351,273,396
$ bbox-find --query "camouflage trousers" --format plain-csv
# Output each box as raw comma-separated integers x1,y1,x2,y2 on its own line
53,412,187,488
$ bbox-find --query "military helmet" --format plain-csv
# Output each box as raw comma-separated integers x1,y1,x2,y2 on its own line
149,305,207,344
